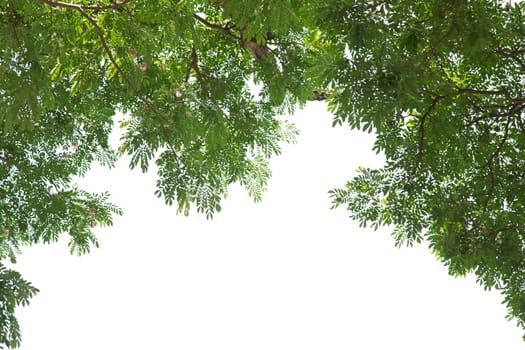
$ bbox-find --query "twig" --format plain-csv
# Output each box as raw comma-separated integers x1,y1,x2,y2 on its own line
76,8,165,121
489,33,525,71
458,88,524,104
411,95,444,175
193,13,240,40
190,47,210,98
363,0,389,11
8,0,21,45
484,158,496,212
465,111,502,128
483,117,511,210
193,13,226,31
406,0,463,67
35,0,181,163
517,114,525,134
482,225,525,235
32,0,132,12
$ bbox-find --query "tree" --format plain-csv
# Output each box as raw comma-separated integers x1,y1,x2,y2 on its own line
324,0,525,337
1,0,524,346
0,264,38,349
1,0,316,346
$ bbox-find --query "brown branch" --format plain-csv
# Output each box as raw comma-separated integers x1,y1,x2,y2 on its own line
457,88,524,104
517,114,525,134
483,117,511,210
405,0,463,67
7,0,21,45
193,13,240,40
364,0,389,11
77,8,182,161
465,111,502,128
35,0,181,163
489,33,525,71
463,90,525,128
484,158,496,212
308,90,330,101
193,14,273,60
75,8,165,121
411,95,444,175
190,47,210,98
193,13,226,31
464,99,502,127
32,0,132,12
497,49,525,71
184,57,192,83
480,225,525,235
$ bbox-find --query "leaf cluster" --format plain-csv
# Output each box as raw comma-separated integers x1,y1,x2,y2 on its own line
324,0,525,335
3,0,525,344
0,263,39,349
1,0,320,343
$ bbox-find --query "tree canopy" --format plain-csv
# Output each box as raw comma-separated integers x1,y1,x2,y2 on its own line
1,0,525,347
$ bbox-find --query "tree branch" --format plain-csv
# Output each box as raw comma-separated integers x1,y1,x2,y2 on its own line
479,224,525,235
458,88,524,104
190,47,210,98
405,0,463,67
34,0,182,164
32,0,132,12
489,33,525,71
34,1,143,107
76,8,166,121
465,112,502,128
483,116,511,210
7,0,21,45
494,225,525,234
412,95,444,175
517,113,525,134
193,13,240,40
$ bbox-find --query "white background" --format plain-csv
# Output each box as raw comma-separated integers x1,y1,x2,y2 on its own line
12,103,524,349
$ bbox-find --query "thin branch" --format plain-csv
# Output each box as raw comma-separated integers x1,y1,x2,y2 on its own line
489,33,525,71
517,114,525,134
484,158,496,212
7,0,21,45
458,88,524,104
193,13,226,31
193,13,240,40
184,58,192,83
35,0,181,163
497,49,525,71
411,95,444,175
76,8,165,121
465,111,502,128
363,0,389,11
78,10,181,162
405,0,463,67
190,47,210,98
483,117,512,210
32,0,132,12
308,90,330,101
193,13,273,60
480,225,525,235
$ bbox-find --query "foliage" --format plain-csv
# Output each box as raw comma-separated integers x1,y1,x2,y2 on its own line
0,263,39,349
325,0,525,337
0,0,313,345
1,0,525,346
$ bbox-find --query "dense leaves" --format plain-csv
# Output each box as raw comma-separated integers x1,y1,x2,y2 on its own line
1,0,313,345
0,263,38,349
1,0,525,346
326,0,525,336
